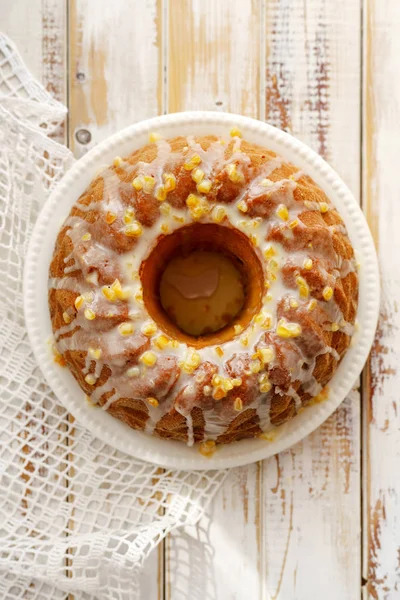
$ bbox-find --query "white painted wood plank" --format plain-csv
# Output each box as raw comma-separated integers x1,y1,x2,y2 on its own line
1,4,69,600
166,2,264,598
0,0,44,81
261,1,361,598
167,0,261,117
166,466,262,599
68,2,164,597
363,1,400,597
69,0,163,156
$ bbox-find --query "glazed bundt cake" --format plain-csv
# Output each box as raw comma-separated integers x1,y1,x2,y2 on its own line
48,130,358,452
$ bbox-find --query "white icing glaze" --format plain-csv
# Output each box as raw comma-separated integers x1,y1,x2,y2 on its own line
49,132,358,444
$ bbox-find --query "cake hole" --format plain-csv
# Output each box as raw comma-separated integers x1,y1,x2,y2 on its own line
140,223,264,348
159,250,245,336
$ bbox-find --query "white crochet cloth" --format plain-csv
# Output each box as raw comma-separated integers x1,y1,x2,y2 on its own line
0,35,228,600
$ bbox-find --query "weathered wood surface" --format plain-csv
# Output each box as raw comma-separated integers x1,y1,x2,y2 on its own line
363,1,400,598
1,0,397,598
68,2,164,597
165,2,362,599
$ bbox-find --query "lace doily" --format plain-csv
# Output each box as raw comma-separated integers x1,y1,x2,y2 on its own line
0,34,227,600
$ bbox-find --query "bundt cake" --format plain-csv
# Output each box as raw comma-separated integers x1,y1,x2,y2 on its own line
48,130,358,452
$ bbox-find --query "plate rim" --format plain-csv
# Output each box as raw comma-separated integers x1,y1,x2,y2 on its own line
23,111,380,470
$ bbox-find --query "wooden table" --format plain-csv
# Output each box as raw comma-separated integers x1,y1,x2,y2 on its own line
2,1,398,598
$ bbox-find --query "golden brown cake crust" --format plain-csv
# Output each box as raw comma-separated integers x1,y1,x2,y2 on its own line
49,133,358,448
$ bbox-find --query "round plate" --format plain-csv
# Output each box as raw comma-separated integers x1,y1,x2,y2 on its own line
24,111,380,470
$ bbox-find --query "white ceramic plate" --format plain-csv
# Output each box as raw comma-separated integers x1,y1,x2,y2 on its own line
24,111,379,470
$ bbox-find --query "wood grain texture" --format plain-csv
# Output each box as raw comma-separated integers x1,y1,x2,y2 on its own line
4,0,400,598
67,1,164,598
363,1,400,597
166,2,264,598
1,3,69,599
166,466,263,599
0,0,45,81
262,1,361,598
69,0,163,156
168,0,262,116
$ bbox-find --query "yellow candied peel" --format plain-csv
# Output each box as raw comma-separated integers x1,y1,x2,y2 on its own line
226,163,244,184
307,298,317,311
140,351,158,367
146,397,159,407
211,374,241,400
212,205,226,223
249,234,258,247
74,295,84,310
250,359,262,374
261,177,275,188
233,397,243,411
179,349,201,374
154,335,172,350
84,308,96,321
230,127,242,138
149,132,162,143
197,179,212,194
123,208,135,224
53,347,66,367
254,311,273,329
259,373,272,393
186,194,210,220
296,276,310,299
309,386,329,406
199,440,216,457
256,347,274,364
259,431,275,442
88,347,102,360
124,222,143,237
102,286,116,301
303,258,313,270
141,321,158,336
191,168,204,183
155,185,167,202
102,279,130,302
62,311,72,324
276,204,289,221
134,288,144,304
264,245,276,259
183,154,202,171
84,374,96,385
160,202,172,216
142,175,156,193
163,173,176,192
118,322,135,336
132,176,144,191
237,200,248,213
105,211,117,224
240,333,250,347
322,286,333,301
276,318,302,338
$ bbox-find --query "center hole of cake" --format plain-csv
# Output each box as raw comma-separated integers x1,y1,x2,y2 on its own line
159,250,245,336
140,223,264,347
